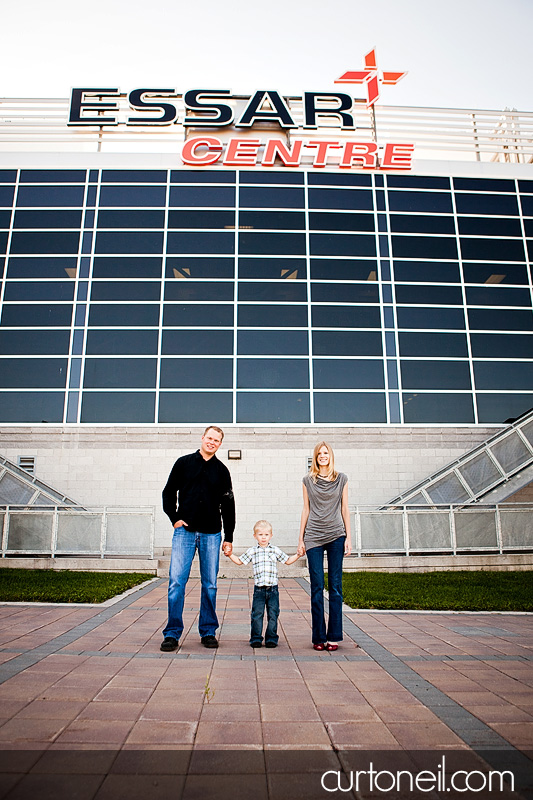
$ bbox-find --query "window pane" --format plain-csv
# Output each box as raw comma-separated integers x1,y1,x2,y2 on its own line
308,189,373,211
88,304,160,327
314,392,386,422
468,308,533,331
310,259,377,281
160,358,233,388
13,210,83,228
476,393,533,423
454,178,515,193
81,392,155,422
238,305,307,327
166,257,234,279
240,187,304,208
462,263,529,285
309,173,371,186
399,332,468,358
165,281,233,302
313,359,384,389
457,217,522,237
95,232,164,254
101,170,167,183
240,171,303,184
1,304,73,327
401,360,471,390
311,283,379,303
162,330,234,355
167,232,234,254
159,392,233,423
466,287,531,307
239,232,306,255
454,194,519,215
169,186,235,207
90,281,161,301
99,186,166,207
238,258,306,280
309,212,375,232
0,391,64,422
310,233,375,257
168,210,235,228
0,329,70,355
92,257,162,278
16,186,84,207
237,330,308,355
395,285,463,305
171,170,235,183
403,393,475,423
86,330,159,355
460,238,525,262
163,304,233,327
0,358,67,388
238,282,306,302
387,176,450,190
390,215,455,234
387,191,453,213
0,212,11,228
470,333,533,359
393,261,461,283
0,187,14,206
474,361,533,390
311,306,381,328
84,358,157,388
10,232,80,254
237,392,310,422
391,236,458,260
97,210,165,228
3,281,74,302
239,211,305,229
312,330,382,356
397,307,465,330
237,358,309,388
20,170,86,183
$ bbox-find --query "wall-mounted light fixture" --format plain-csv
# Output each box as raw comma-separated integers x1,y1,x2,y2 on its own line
228,450,242,460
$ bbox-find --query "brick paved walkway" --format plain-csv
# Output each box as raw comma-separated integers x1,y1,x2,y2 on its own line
0,577,532,798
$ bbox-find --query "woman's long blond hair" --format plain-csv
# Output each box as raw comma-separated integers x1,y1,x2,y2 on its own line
309,441,338,483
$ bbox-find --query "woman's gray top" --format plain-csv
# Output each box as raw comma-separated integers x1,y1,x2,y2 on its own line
303,472,348,548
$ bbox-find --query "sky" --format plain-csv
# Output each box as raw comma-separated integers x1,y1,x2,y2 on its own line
2,0,532,112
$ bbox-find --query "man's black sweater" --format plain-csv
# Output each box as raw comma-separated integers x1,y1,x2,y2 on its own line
162,450,235,541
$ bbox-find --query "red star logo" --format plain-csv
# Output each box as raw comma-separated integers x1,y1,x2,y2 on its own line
335,48,407,107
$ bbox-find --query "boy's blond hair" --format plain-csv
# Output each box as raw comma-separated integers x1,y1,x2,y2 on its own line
253,520,272,535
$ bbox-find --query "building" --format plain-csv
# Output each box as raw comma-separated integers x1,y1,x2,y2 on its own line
0,72,532,553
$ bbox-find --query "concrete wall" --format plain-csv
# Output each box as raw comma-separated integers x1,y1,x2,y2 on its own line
0,424,500,551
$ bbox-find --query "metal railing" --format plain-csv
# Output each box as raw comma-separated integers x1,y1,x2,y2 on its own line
0,505,155,559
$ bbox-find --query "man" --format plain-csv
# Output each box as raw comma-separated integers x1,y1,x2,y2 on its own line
160,425,235,651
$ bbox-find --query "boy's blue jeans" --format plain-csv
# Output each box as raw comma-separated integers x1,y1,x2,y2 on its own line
162,526,221,641
250,585,280,645
305,535,345,644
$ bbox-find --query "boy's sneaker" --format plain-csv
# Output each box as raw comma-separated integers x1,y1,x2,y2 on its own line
160,637,180,652
201,635,219,649
265,642,277,648
250,641,262,648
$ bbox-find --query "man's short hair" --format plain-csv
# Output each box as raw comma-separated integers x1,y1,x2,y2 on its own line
203,425,224,441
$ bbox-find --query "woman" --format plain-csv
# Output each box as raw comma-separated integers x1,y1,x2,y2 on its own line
297,441,352,651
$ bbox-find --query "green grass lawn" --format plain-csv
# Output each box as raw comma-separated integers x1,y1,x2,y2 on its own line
0,569,154,604
329,570,533,612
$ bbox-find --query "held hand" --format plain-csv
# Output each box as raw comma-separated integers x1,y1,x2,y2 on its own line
222,541,233,556
297,542,306,557
174,520,188,528
344,539,352,555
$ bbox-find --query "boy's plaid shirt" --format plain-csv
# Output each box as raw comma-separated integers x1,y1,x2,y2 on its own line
238,543,289,586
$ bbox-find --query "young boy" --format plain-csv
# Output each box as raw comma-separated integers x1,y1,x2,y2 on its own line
225,520,301,648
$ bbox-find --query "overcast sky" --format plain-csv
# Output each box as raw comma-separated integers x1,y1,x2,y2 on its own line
3,0,532,112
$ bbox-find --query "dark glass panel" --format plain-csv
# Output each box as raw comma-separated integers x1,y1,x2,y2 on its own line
99,186,166,207
308,173,371,186
458,216,522,237
470,333,533,359
389,215,455,234
0,358,67,388
395,285,463,305
311,305,381,328
159,391,232,423
3,281,74,302
162,329,234,355
165,281,233,302
237,358,308,389
454,178,515,192
169,186,235,207
468,308,533,331
88,304,160,327
16,186,84,207
313,359,384,389
237,391,309,422
239,232,306,255
101,170,167,183
0,391,64,422
91,281,161,301
97,210,165,228
309,212,374,232
238,211,305,230
387,175,450,189
312,330,382,356
95,231,163,254
310,259,377,281
391,236,458,260
311,283,379,303
0,329,70,355
518,180,533,194
466,286,531,307
0,211,11,228
0,171,17,183
168,210,235,228
166,257,234,279
237,304,307,327
314,392,386,423
455,193,519,216
462,263,529,285
524,219,533,236
83,358,157,388
476,393,533,423
397,307,465,329
310,233,376,257
460,238,525,262
92,256,162,278
393,260,460,283
19,170,85,183
238,282,306,302
399,332,468,358
520,196,533,215
86,329,159,355
401,360,471,390
160,358,233,388
10,232,80,254
308,188,373,211
237,330,308,355
387,191,453,213
0,187,14,207
238,258,305,280
474,361,533,390
13,210,82,228
1,304,72,327
403,392,475,423
239,187,304,208
167,232,234,254
240,171,303,184
170,170,235,183
81,391,155,423
163,304,233,327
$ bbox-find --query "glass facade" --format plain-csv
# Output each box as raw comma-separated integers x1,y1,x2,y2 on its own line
0,168,532,424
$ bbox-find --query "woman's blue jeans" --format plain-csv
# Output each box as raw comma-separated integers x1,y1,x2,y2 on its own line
306,535,345,644
162,526,221,641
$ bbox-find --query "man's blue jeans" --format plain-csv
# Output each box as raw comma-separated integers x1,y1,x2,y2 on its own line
306,535,345,644
162,526,221,641
250,585,280,645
